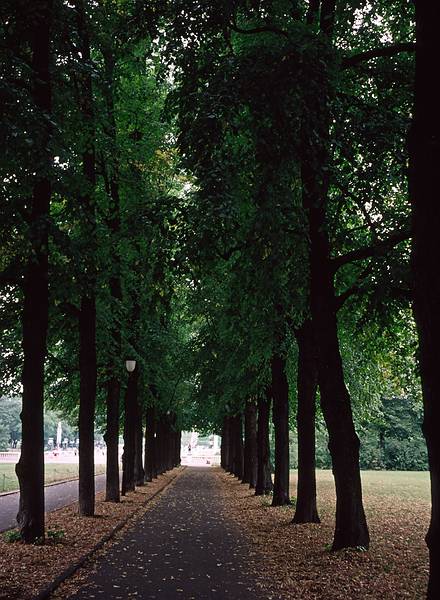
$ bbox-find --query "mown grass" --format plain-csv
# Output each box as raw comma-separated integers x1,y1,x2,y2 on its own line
0,463,106,493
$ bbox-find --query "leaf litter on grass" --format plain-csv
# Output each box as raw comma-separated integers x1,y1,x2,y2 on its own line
214,469,429,600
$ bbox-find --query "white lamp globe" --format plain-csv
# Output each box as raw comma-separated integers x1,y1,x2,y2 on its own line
125,359,136,373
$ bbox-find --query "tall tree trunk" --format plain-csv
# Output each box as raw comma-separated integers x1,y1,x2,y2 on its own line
221,416,228,469
232,414,244,479
144,405,156,482
226,416,235,473
177,430,182,465
293,320,320,524
152,410,158,478
409,4,440,597
122,368,138,495
255,393,273,495
104,379,120,502
78,297,96,515
102,48,122,503
303,161,369,549
243,403,251,484
15,0,53,543
298,0,369,550
168,413,178,470
156,414,164,475
76,0,97,517
134,400,144,486
302,140,369,550
271,355,291,506
243,401,258,488
144,408,150,482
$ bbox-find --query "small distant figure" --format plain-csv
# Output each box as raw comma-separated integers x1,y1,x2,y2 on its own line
188,444,191,453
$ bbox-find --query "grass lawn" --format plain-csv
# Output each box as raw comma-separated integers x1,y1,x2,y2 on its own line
289,469,430,502
0,463,106,493
223,469,431,599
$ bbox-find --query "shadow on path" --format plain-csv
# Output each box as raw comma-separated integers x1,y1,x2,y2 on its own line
67,467,269,600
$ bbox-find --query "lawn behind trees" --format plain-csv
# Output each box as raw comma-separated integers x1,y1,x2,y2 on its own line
0,463,105,494
290,470,430,503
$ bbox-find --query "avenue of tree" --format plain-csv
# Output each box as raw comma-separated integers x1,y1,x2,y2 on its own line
0,1,439,598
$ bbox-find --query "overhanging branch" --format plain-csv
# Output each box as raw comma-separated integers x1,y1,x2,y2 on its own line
228,18,289,39
331,227,410,272
335,264,373,311
342,42,415,69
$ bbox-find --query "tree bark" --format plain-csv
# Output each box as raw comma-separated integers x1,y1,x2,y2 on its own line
221,416,228,469
176,430,182,466
102,48,122,503
232,414,244,479
156,414,165,475
298,0,369,550
152,411,158,478
225,416,234,473
255,394,273,495
165,414,173,471
271,355,291,506
302,146,369,549
293,320,320,524
303,164,369,548
122,368,138,495
78,296,96,515
104,379,120,502
134,399,144,486
169,413,179,469
243,401,258,488
76,0,97,517
144,405,156,481
409,4,440,597
15,0,53,543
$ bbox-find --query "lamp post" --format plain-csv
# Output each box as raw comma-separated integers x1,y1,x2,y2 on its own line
121,359,137,495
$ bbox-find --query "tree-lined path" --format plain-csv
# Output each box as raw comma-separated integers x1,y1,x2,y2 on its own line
66,467,268,600
2,1,439,597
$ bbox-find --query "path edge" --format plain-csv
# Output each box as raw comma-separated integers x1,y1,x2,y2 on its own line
31,466,185,600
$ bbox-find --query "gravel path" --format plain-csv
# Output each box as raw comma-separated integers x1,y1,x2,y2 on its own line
66,467,268,600
0,473,107,532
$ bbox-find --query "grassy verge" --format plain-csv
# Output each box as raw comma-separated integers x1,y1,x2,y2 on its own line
0,464,106,494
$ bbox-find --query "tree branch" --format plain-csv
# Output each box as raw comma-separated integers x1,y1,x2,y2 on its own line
335,264,374,311
47,351,79,374
342,42,415,69
331,227,410,272
228,18,289,39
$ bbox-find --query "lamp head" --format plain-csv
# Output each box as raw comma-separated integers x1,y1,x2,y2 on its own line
125,359,136,373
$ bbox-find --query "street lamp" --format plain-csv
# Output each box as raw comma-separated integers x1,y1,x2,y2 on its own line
125,359,136,373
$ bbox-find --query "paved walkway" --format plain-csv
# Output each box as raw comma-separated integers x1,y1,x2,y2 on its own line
0,474,106,532
67,467,268,600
